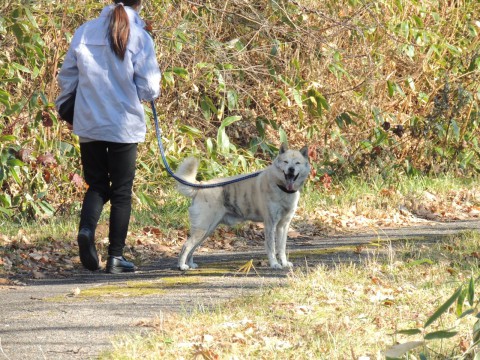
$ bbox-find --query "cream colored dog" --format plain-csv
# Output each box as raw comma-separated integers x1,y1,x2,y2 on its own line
175,143,310,270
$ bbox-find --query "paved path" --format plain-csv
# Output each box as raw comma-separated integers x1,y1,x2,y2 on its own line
1,220,479,360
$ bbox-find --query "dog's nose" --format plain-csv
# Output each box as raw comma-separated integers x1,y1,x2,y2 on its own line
288,167,295,174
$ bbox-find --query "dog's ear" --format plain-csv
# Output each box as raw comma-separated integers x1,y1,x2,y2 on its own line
279,142,288,154
300,146,309,159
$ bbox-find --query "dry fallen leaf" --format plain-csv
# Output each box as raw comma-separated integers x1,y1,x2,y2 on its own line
32,270,46,279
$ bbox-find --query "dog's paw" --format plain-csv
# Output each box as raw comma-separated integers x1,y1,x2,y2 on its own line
188,262,198,269
270,263,283,270
178,264,190,271
282,261,293,268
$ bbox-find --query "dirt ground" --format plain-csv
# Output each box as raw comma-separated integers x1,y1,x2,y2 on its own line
1,219,479,360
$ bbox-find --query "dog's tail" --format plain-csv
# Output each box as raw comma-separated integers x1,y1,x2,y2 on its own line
175,157,199,198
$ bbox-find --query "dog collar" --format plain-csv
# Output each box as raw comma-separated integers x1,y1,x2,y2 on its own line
277,184,298,194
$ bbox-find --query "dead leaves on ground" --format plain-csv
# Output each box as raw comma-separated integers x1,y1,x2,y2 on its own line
1,188,479,281
301,188,480,233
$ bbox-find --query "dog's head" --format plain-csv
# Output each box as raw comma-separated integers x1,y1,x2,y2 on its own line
273,143,310,192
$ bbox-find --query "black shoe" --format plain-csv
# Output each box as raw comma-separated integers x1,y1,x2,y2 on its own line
106,256,135,274
77,228,99,271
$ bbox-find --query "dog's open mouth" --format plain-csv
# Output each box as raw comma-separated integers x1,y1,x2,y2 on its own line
284,173,299,191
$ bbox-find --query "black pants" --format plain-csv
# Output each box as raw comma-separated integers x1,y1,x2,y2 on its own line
79,141,137,257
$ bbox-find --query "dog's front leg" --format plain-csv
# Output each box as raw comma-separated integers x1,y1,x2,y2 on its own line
276,219,293,268
264,220,282,269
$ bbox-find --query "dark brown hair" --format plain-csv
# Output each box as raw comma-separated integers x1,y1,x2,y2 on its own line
108,0,141,60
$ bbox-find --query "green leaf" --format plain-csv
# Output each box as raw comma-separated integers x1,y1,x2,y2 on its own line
7,159,24,167
205,137,214,157
360,140,372,151
0,135,16,142
11,23,24,41
279,127,288,144
162,71,174,86
202,96,218,115
226,90,238,111
179,125,203,137
473,319,480,343
270,41,279,56
335,112,355,129
424,330,458,340
396,328,422,335
0,194,12,207
172,67,189,78
387,80,395,97
0,206,12,217
278,89,288,103
217,129,229,154
38,200,54,216
292,88,303,108
25,7,40,30
468,276,475,306
412,15,424,28
219,115,242,129
457,287,468,316
217,116,242,154
451,119,460,142
215,69,225,91
137,191,157,208
306,89,329,117
406,258,434,267
0,89,10,106
459,309,475,318
424,286,462,328
9,166,22,185
11,62,31,74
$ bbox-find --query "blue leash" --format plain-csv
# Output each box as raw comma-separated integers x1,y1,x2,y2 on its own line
150,101,262,188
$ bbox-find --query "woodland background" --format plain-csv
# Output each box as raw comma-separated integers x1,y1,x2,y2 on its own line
0,0,479,221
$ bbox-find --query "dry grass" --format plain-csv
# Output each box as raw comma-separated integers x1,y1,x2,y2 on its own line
102,231,480,360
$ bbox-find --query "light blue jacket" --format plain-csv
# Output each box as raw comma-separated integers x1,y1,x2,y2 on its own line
56,5,161,143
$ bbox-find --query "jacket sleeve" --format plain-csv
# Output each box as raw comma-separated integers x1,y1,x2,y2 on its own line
132,34,161,101
55,45,79,111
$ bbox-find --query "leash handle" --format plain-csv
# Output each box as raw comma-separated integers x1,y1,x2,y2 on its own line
150,101,262,189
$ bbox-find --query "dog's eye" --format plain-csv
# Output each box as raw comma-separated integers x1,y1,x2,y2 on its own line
284,161,288,164
296,162,301,165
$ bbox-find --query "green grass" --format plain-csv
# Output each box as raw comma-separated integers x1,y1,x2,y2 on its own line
303,172,478,211
1,172,478,243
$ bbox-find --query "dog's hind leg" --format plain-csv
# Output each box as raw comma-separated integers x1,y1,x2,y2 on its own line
178,230,205,270
178,224,218,270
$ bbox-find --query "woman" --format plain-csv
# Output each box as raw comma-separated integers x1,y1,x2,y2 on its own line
56,0,161,273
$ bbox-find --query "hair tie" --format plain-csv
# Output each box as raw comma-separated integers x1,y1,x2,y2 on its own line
117,2,124,6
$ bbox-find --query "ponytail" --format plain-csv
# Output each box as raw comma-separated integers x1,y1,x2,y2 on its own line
108,4,130,61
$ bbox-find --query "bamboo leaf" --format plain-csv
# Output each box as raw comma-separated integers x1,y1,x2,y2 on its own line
396,328,422,335
424,286,462,328
424,330,458,340
459,309,475,318
179,125,203,137
0,206,12,217
279,127,288,144
456,287,468,317
219,116,242,129
473,319,480,343
216,116,241,154
468,276,475,306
